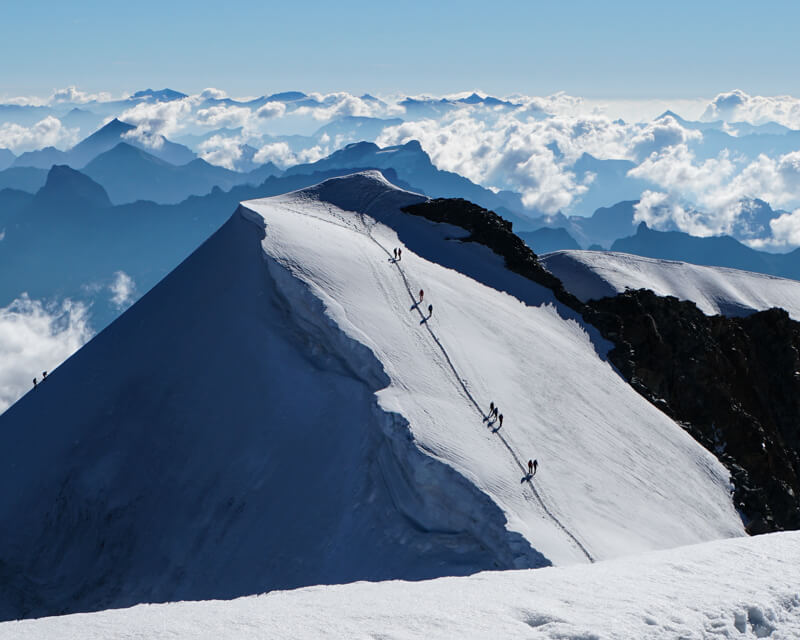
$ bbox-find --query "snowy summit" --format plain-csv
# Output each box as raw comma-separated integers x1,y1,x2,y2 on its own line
0,171,745,623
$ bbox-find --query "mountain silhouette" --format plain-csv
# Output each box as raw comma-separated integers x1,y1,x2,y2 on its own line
611,222,800,279
0,165,416,331
71,118,196,167
12,146,69,170
519,227,581,254
285,140,537,230
130,88,188,102
32,164,112,209
83,143,280,205
11,119,197,170
570,153,653,217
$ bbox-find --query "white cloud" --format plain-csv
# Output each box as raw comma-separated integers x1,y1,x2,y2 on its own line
375,109,651,213
195,104,253,129
109,271,136,310
0,116,79,153
253,141,328,168
0,295,93,413
295,92,404,120
256,102,287,119
628,144,800,237
701,90,800,129
629,116,702,161
50,86,111,104
199,135,246,170
633,191,714,236
199,87,228,100
119,99,193,143
770,209,800,246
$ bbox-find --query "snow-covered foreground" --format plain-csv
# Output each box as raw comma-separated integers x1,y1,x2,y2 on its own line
0,172,742,619
4,532,798,639
542,249,800,319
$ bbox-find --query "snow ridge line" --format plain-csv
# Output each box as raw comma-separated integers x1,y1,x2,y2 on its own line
262,197,595,563
355,191,595,565
367,232,596,565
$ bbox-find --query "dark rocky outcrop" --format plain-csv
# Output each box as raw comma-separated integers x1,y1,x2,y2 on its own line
584,292,800,534
403,198,800,534
402,198,583,310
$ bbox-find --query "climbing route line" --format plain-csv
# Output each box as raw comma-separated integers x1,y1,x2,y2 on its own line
269,197,595,563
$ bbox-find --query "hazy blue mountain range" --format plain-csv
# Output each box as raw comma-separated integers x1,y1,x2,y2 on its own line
611,222,800,280
285,140,539,230
568,153,654,217
12,119,196,169
525,201,639,249
528,197,786,251
518,227,580,255
0,164,416,331
82,143,281,205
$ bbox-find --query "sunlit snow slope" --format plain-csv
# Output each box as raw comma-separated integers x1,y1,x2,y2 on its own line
0,172,742,621
4,532,797,639
542,249,800,319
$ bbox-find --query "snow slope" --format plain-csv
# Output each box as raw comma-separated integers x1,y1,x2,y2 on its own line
0,172,742,620
4,531,798,639
542,249,800,319
241,172,741,566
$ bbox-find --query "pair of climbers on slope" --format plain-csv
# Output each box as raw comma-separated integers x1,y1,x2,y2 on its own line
32,370,48,389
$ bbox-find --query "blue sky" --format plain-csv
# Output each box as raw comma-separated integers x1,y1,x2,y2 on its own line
2,0,798,98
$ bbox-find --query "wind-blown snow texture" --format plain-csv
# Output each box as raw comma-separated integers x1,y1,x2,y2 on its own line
0,172,742,619
3,532,798,639
541,250,800,319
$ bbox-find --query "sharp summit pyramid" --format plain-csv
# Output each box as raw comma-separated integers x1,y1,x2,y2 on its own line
0,171,743,621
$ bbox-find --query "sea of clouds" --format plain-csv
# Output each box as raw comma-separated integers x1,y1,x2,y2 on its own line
3,87,800,245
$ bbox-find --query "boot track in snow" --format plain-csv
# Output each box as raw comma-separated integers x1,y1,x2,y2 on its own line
275,195,595,563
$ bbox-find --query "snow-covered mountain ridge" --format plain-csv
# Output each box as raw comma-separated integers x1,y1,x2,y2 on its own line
3,531,797,639
0,172,742,620
542,249,800,319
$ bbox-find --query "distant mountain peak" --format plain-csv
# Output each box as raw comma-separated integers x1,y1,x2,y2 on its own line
35,165,111,208
265,91,307,102
130,88,187,102
90,118,136,138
